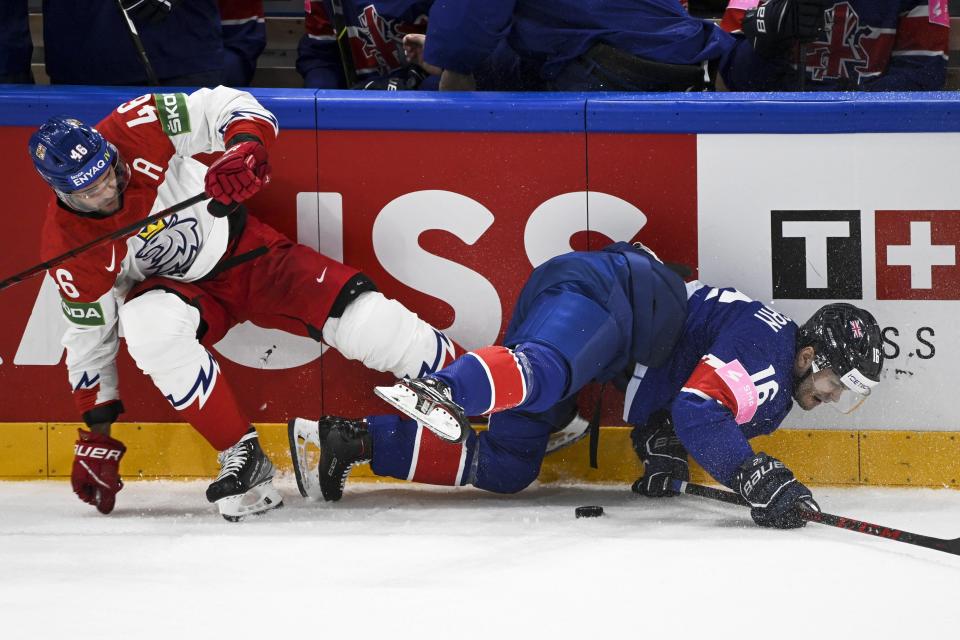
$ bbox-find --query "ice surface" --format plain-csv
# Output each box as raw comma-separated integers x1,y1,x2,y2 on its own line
1,479,958,639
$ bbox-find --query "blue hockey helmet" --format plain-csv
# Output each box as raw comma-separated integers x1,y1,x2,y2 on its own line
28,116,129,212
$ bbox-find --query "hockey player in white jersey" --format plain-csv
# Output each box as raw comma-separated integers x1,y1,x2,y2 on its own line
28,86,457,521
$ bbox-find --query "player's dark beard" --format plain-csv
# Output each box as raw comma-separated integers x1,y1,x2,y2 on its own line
792,364,814,403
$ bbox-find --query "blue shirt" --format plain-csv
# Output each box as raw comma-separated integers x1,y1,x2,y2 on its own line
424,0,734,79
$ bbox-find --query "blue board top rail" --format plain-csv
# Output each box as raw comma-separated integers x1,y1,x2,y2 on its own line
2,85,960,134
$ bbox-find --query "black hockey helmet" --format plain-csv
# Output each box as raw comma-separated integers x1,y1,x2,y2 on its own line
797,303,883,411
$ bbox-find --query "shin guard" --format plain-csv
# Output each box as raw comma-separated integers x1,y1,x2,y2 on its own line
322,291,460,378
121,290,250,451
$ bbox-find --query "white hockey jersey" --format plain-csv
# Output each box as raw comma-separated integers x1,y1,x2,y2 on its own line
40,86,279,421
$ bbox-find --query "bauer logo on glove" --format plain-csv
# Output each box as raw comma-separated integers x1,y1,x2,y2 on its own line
71,429,127,515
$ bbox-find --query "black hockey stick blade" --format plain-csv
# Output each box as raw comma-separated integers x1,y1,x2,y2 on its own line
672,480,960,557
0,192,208,293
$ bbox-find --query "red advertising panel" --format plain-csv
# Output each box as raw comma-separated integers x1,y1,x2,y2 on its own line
587,133,699,269
586,132,699,424
876,210,960,300
0,125,699,425
315,130,587,417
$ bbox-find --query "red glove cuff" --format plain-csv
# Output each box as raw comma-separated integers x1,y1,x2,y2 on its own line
224,120,276,152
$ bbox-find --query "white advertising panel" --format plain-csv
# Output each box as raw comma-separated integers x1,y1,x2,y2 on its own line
698,133,960,429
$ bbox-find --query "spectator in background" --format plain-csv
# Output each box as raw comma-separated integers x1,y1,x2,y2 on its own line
402,0,735,91
720,0,950,90
297,0,435,89
1,0,33,84
42,0,224,86
218,0,266,86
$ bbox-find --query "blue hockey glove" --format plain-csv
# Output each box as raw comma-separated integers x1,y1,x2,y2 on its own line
630,410,689,498
732,452,820,529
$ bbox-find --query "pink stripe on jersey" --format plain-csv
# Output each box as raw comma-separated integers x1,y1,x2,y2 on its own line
714,359,759,425
726,0,759,9
469,346,528,414
929,0,950,28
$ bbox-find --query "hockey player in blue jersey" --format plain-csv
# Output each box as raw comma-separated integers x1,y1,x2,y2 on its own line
290,242,883,529
403,0,735,90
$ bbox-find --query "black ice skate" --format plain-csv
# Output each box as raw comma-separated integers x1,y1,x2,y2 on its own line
288,416,371,502
205,431,283,522
374,377,470,443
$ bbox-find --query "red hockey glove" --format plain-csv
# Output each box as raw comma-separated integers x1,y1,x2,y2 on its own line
204,141,271,206
71,429,126,515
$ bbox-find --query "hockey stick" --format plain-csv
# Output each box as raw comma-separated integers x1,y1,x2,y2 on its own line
0,192,207,293
671,479,960,557
328,0,359,87
114,0,161,86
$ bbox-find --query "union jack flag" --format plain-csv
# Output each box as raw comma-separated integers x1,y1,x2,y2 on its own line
850,319,864,338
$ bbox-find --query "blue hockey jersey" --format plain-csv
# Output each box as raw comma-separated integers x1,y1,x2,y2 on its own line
624,283,799,487
424,0,735,81
721,0,949,91
42,0,223,85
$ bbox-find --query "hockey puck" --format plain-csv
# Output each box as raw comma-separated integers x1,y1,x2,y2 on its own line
575,505,604,518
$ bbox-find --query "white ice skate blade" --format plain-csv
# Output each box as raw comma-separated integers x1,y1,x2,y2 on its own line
545,414,590,455
288,418,323,501
374,383,464,443
214,479,283,522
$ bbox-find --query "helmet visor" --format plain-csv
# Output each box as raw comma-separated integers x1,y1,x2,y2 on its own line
55,153,129,213
810,362,878,414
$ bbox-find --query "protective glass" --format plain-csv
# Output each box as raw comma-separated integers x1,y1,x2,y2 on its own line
55,154,130,213
810,362,877,414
